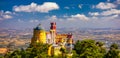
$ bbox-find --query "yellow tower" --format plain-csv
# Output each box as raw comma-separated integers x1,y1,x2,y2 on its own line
31,24,46,44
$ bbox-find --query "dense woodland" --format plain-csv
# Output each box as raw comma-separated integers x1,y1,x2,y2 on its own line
1,39,120,58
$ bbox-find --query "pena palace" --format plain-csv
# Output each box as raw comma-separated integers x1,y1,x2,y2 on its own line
31,22,74,56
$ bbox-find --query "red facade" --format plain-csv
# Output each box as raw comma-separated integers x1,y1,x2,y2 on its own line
50,22,56,30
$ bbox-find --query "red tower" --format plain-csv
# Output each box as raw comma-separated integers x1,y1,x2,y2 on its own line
50,22,56,44
50,22,56,32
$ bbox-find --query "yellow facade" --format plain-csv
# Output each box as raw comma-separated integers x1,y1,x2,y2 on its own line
48,45,52,56
56,34,68,43
48,45,62,56
31,29,46,44
52,46,61,56
67,38,73,44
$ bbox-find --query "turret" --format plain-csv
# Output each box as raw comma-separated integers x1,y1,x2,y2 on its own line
50,22,56,44
31,24,46,44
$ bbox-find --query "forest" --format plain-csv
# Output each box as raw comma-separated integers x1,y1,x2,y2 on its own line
1,39,120,58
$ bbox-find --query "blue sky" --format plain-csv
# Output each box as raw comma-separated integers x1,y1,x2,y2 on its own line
0,0,120,29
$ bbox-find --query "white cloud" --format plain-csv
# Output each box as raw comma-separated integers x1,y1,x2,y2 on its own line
46,15,58,21
13,2,59,13
29,20,39,23
116,0,120,4
96,2,116,10
101,9,120,16
40,13,120,29
5,11,12,14
110,14,119,18
89,9,120,16
68,14,89,21
0,11,12,21
88,12,119,21
50,15,57,20
89,12,99,16
78,5,82,9
2,15,12,19
64,7,69,9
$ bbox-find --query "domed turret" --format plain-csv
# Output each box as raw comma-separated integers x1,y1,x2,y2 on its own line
31,24,46,44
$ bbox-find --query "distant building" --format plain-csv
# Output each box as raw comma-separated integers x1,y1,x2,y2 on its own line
31,22,74,56
0,48,8,55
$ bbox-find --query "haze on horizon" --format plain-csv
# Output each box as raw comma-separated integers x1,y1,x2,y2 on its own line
0,0,120,30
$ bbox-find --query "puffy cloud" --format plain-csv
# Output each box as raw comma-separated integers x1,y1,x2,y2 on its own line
100,14,119,21
5,11,12,14
68,14,89,21
0,11,12,21
89,12,99,16
96,2,116,10
2,15,12,19
46,15,63,22
89,9,120,16
101,9,120,16
45,14,89,21
13,2,59,13
40,13,120,29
